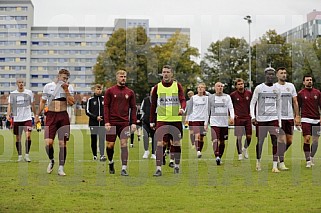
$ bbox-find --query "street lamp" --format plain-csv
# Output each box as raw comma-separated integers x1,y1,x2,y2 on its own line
244,15,252,91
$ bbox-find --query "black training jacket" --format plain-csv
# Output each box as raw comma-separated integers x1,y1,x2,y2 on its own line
86,94,104,127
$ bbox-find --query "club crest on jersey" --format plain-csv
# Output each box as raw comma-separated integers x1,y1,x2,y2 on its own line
305,96,307,99
237,98,239,101
102,101,104,105
286,87,290,92
314,95,317,99
273,90,277,94
246,96,249,100
93,101,97,105
114,95,117,98
125,94,129,99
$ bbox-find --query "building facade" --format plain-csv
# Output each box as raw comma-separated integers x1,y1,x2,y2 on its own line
0,0,190,94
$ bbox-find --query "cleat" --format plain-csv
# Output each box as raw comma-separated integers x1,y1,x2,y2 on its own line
150,154,156,159
242,148,249,159
311,157,315,166
168,162,174,168
100,155,107,162
121,169,129,176
197,151,202,158
306,161,312,168
109,162,115,174
130,144,134,148
153,169,162,177
17,155,23,162
93,156,97,161
58,168,66,176
142,150,150,159
278,162,289,171
24,154,31,162
47,160,54,174
174,167,180,174
216,157,221,165
256,162,261,171
272,168,280,173
238,154,243,161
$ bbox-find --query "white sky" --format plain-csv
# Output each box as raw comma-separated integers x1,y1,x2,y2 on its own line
31,0,320,56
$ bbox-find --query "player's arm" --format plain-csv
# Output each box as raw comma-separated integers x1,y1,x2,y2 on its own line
62,84,75,106
149,85,158,128
250,87,258,125
292,96,300,126
227,95,235,125
178,83,186,115
6,103,11,121
130,91,137,132
104,89,111,130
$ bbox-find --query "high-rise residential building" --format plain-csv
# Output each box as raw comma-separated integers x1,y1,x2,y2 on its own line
0,0,190,94
282,10,321,43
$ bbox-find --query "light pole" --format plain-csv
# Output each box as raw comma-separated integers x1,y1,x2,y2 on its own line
244,15,252,91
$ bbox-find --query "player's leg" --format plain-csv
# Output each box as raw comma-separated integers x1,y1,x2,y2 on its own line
98,127,106,161
13,122,22,161
24,121,32,162
310,123,320,166
90,127,98,160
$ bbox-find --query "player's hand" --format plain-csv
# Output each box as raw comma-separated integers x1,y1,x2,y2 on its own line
229,118,234,125
97,116,102,121
150,123,155,130
178,109,184,116
204,124,208,131
105,123,111,131
295,116,300,126
131,124,137,133
251,118,258,126
61,83,69,92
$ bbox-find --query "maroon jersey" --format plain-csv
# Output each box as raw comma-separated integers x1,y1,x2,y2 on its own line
150,80,186,123
298,88,321,119
104,85,137,124
230,90,252,119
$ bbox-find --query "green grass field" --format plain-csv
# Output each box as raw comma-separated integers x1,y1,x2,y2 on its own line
1,128,321,212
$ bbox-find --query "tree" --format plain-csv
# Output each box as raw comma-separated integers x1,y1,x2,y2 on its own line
152,32,201,93
201,37,249,93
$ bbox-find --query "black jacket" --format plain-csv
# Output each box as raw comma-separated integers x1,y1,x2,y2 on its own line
141,96,153,124
86,94,104,126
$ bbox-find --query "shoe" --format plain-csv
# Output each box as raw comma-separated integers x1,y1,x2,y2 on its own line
93,156,97,160
242,148,249,159
153,169,162,177
197,151,202,158
151,154,156,159
130,144,134,148
58,167,66,176
17,155,23,162
256,162,261,171
216,157,221,165
162,156,166,165
272,168,280,173
165,150,170,155
109,162,115,174
47,160,54,174
311,157,315,166
174,167,180,174
100,155,107,162
121,169,129,176
306,161,312,168
168,161,175,168
142,150,150,159
238,154,243,161
278,162,289,171
24,154,31,162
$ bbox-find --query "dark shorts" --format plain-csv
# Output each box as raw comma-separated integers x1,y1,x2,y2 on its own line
13,120,32,136
301,122,321,136
256,120,279,138
189,121,206,135
106,122,130,142
45,111,70,141
234,117,252,136
155,121,183,142
280,120,294,135
211,126,228,141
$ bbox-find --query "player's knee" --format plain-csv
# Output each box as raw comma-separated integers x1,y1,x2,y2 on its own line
172,141,181,146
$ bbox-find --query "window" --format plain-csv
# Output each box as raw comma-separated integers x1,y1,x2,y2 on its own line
20,41,27,45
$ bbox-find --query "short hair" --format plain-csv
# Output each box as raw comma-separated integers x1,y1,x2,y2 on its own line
264,67,275,73
116,70,126,76
94,84,102,89
234,78,244,86
276,67,286,72
162,65,172,71
58,69,70,77
187,90,194,97
303,74,313,81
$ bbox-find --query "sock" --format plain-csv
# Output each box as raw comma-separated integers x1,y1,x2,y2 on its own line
272,144,278,162
245,137,251,148
59,146,66,166
273,161,278,169
213,140,219,157
16,141,22,155
122,165,127,170
190,134,195,145
156,166,162,171
25,140,31,154
173,146,181,165
156,146,164,166
45,145,54,160
311,141,318,157
218,142,225,158
109,160,114,164
58,165,64,171
121,147,128,166
303,143,311,161
278,143,286,163
106,147,114,162
91,134,97,156
170,144,174,160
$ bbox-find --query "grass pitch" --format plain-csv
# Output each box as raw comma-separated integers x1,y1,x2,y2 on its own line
1,128,321,212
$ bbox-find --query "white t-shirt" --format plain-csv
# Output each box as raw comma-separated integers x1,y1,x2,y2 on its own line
8,89,33,122
186,95,209,125
42,81,74,102
274,82,297,120
209,94,234,127
250,83,281,122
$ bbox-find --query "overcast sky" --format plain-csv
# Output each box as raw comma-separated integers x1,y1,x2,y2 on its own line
32,0,320,55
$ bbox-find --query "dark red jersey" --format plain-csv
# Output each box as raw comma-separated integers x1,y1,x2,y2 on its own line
230,90,252,119
298,88,321,119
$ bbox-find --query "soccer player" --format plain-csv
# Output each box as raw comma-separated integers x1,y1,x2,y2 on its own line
208,82,234,165
141,87,156,159
250,67,281,172
150,65,186,176
104,70,137,176
185,90,195,148
230,78,252,160
274,67,300,170
35,69,75,176
85,84,106,161
7,79,36,162
297,75,321,168
186,83,209,158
